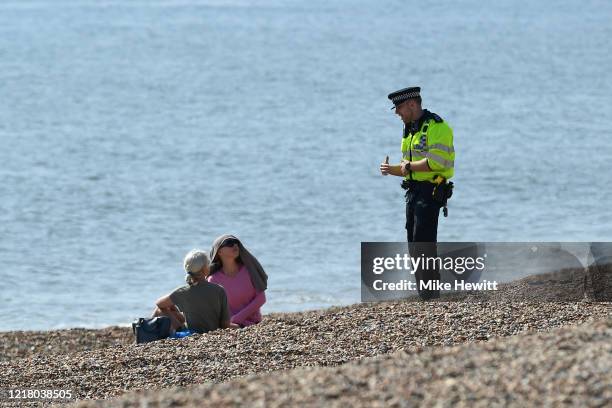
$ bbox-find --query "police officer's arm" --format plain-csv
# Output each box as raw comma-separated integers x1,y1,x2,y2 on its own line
380,158,430,176
401,159,431,174
380,161,403,176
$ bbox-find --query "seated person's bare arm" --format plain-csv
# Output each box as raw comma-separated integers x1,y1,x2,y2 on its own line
155,295,186,324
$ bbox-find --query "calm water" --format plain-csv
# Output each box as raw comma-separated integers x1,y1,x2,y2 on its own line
1,0,611,331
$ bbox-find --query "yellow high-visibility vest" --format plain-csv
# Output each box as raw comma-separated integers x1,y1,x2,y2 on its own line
401,111,454,181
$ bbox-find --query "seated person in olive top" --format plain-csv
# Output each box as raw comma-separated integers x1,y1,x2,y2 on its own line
153,249,234,333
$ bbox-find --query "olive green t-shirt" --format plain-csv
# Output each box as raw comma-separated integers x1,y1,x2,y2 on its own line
169,281,230,333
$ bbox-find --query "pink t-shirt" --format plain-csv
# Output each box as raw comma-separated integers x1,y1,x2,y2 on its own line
207,265,265,326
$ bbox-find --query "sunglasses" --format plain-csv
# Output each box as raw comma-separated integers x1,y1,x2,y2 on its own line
219,238,239,249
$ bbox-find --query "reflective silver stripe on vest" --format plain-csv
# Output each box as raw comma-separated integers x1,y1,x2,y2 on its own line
421,151,454,168
427,143,455,154
405,121,453,168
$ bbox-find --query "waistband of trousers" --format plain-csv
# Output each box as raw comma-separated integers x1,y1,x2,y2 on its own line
401,179,436,191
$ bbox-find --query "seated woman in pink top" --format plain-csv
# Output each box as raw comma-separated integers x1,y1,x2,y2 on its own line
207,235,268,327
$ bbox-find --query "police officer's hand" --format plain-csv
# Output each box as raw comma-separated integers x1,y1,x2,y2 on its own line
380,156,390,175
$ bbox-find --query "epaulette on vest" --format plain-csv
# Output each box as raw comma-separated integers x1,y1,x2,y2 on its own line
403,110,444,137
424,110,443,123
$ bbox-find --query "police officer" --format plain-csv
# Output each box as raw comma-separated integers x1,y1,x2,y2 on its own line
380,87,455,300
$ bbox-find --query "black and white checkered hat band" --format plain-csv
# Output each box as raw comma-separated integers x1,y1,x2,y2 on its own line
392,91,420,104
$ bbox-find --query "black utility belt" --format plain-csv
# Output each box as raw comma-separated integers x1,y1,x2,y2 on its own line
401,180,435,190
402,178,454,217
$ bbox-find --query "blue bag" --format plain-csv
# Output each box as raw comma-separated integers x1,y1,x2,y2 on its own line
132,316,172,344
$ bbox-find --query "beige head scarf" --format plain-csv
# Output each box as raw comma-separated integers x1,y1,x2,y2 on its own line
210,234,268,291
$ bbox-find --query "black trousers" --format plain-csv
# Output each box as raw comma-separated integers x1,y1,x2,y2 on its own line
405,182,441,300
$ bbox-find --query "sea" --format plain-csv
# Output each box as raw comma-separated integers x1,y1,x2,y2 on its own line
1,0,611,331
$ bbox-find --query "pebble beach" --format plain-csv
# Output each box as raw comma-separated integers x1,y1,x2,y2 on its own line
0,273,610,407
3,3,612,407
